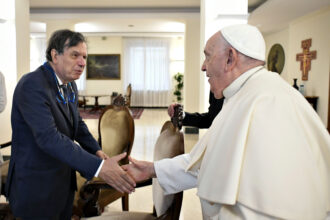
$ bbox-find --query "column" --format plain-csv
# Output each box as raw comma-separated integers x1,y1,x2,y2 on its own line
15,0,30,79
200,0,248,112
184,15,201,114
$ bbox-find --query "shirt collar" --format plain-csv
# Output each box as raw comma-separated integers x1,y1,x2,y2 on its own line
55,73,66,87
223,66,264,100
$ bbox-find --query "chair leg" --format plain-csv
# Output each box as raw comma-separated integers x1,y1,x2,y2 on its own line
0,203,15,220
121,193,129,211
83,97,86,111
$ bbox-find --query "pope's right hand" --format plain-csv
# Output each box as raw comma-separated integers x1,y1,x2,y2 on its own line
122,156,156,183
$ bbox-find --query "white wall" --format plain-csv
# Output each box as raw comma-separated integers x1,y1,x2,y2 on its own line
264,7,330,126
184,15,201,113
15,0,30,79
264,27,290,80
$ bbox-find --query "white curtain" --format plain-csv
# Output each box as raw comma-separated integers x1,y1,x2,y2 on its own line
30,37,46,72
123,37,171,107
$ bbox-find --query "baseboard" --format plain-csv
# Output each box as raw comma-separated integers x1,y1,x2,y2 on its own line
184,127,199,134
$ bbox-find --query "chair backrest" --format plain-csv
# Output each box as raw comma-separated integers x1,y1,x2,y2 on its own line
152,121,184,219
97,104,135,209
98,104,135,164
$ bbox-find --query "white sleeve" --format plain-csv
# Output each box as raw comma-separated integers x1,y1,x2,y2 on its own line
154,153,197,195
0,72,7,113
94,159,104,177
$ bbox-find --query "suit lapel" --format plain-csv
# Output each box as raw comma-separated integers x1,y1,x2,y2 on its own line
42,64,74,126
56,97,73,126
69,101,77,128
69,83,79,135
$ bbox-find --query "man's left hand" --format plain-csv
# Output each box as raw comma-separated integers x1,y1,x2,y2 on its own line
96,150,109,160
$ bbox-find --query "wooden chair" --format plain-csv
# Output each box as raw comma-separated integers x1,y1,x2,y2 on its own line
124,83,132,107
84,119,185,220
0,141,14,219
110,84,131,107
78,96,87,110
73,96,135,217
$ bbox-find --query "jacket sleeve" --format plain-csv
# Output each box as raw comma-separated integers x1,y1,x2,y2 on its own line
183,92,224,128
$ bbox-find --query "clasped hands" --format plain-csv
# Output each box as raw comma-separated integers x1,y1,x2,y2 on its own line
96,150,155,194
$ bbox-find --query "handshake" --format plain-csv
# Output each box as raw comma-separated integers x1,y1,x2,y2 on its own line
97,151,155,194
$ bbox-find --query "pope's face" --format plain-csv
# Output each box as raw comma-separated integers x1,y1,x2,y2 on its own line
52,42,87,84
201,32,229,99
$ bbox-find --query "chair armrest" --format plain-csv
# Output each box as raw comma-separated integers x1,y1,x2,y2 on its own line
82,179,111,192
83,178,153,192
0,141,11,149
135,178,152,188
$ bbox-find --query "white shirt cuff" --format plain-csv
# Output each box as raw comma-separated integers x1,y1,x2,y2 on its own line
94,159,104,177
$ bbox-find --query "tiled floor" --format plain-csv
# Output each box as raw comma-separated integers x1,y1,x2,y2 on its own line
84,108,203,219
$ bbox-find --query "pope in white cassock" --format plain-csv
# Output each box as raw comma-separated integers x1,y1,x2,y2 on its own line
123,24,330,220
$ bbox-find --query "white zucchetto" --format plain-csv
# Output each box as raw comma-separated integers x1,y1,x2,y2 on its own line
221,24,266,61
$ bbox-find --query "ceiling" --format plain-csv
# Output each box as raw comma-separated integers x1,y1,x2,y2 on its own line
248,0,330,34
29,0,330,35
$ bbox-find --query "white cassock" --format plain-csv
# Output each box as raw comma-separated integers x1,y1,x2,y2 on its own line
154,66,330,220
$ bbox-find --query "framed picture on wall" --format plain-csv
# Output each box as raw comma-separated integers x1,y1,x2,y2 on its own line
86,54,121,79
267,44,285,74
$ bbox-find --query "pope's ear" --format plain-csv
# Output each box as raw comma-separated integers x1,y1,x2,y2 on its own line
226,48,238,70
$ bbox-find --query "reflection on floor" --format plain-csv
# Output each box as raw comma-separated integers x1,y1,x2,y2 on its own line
84,108,203,219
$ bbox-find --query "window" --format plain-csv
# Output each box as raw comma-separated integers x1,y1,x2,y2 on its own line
124,38,171,107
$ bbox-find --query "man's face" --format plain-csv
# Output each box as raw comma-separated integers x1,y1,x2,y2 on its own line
201,32,229,99
52,41,87,84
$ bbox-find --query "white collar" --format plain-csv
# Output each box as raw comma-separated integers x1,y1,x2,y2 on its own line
223,66,264,100
55,73,66,87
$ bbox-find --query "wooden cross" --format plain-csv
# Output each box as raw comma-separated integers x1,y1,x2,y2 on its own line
296,38,317,81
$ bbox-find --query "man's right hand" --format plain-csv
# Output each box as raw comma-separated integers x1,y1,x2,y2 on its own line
168,103,179,117
98,152,136,194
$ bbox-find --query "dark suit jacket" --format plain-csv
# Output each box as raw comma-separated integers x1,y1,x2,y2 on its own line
183,92,224,128
6,64,102,217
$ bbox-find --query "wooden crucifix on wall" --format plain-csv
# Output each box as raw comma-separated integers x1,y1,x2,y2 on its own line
296,38,317,81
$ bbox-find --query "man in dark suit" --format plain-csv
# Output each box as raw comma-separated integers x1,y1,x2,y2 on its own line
6,30,135,219
168,91,224,128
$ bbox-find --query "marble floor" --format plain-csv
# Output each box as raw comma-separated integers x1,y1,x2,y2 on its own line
84,108,203,219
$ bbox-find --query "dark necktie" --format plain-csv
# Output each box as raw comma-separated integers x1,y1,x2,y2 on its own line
61,85,72,124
